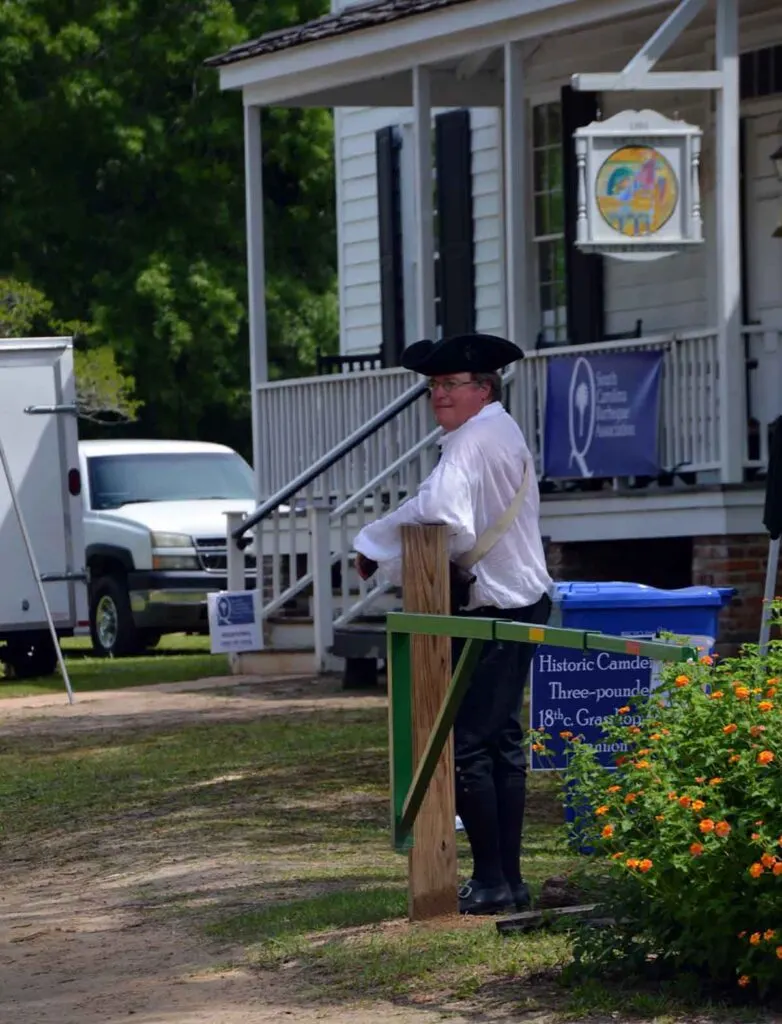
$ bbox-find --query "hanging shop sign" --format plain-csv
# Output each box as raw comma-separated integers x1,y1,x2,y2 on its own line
574,108,703,261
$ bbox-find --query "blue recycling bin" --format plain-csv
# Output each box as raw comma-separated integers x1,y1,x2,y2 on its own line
529,581,735,851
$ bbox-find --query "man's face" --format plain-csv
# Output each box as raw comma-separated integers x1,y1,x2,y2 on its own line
428,373,490,432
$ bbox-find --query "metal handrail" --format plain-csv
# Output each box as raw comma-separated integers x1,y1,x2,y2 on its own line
233,377,428,543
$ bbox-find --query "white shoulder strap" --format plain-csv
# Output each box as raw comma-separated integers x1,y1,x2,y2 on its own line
454,460,531,571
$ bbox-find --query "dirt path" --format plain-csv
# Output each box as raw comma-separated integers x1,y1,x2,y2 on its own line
0,675,494,1024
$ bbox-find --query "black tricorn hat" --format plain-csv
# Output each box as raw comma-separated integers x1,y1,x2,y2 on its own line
401,333,524,376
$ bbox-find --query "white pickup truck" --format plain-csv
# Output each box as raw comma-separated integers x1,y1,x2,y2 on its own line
79,439,257,656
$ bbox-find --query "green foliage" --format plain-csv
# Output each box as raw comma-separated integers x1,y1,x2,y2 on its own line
534,599,782,998
0,0,338,452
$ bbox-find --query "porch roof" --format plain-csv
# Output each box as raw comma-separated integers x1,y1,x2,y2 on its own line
204,0,477,69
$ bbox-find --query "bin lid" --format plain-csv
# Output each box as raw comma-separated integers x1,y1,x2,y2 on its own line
554,581,735,609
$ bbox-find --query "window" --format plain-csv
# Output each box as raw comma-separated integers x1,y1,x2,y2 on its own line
87,452,254,510
532,101,567,345
740,45,782,100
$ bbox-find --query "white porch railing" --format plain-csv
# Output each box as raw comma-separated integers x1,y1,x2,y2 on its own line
231,326,776,662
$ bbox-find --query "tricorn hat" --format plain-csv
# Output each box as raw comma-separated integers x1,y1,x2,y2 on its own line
401,333,524,376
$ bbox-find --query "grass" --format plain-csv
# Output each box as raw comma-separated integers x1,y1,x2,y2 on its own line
0,701,768,1020
0,633,229,697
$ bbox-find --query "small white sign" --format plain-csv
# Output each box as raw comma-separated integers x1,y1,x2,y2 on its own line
207,590,262,654
573,108,703,261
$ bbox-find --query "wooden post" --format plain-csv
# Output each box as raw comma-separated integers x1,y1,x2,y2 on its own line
401,524,457,920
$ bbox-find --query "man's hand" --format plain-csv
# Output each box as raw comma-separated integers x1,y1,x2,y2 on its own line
355,552,378,580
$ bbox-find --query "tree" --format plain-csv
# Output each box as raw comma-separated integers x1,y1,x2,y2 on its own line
0,1,338,458
0,276,141,423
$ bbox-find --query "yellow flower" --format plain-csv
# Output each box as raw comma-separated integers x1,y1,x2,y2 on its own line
757,750,775,766
734,686,750,700
691,800,706,813
595,805,609,816
709,777,723,786
759,701,774,712
634,760,651,770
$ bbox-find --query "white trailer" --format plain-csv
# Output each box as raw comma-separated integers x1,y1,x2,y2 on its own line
0,337,88,680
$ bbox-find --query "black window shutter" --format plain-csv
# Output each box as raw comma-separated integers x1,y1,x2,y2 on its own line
435,109,475,338
376,125,405,366
561,86,604,345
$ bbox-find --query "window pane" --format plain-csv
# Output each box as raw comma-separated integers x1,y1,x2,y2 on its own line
547,103,561,144
533,104,547,145
534,149,547,193
549,190,564,234
547,145,563,191
534,194,549,236
538,241,553,283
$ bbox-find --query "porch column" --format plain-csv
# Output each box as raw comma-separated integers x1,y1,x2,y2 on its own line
412,66,436,342
715,0,744,484
503,41,530,423
243,102,269,502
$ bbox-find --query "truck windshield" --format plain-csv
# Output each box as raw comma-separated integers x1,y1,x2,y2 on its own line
87,452,255,510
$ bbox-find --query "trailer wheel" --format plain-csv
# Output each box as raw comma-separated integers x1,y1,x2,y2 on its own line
90,576,140,657
3,632,58,680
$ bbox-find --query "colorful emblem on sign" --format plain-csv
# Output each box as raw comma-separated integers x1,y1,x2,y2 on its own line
595,146,678,238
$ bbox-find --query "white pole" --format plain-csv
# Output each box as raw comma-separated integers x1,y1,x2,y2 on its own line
503,40,528,423
309,503,334,672
758,537,780,659
715,0,744,485
0,433,74,704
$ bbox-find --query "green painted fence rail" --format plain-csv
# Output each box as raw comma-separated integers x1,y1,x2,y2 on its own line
387,611,697,851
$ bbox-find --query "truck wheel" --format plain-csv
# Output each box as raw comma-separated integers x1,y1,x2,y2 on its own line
3,632,58,679
90,576,141,657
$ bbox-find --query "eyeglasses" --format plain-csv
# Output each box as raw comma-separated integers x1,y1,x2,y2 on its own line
426,379,477,395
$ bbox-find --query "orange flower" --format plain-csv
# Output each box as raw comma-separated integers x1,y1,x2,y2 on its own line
750,932,762,945
638,859,653,873
692,800,706,813
715,821,731,838
752,833,762,841
601,824,614,839
769,677,781,686
531,743,544,753
610,851,625,860
655,814,665,822
734,686,750,700
699,819,715,834
759,701,774,712
767,686,778,698
710,690,724,699
695,776,706,784
729,754,741,763
777,946,782,960
709,777,723,786
724,723,738,735
637,748,651,756
738,975,750,988
559,730,573,739
661,728,671,736
675,675,689,688
617,705,630,714
678,795,692,808
749,862,764,878
595,805,609,816
764,929,776,941
690,842,704,856
774,863,782,877
761,853,777,869
634,760,651,770
624,792,638,804
628,726,641,735
626,858,639,869
668,791,678,801
757,750,775,766
700,655,713,665
738,931,746,938
607,784,621,793
750,725,765,737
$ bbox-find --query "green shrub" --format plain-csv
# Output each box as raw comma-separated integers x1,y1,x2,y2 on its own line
532,598,782,997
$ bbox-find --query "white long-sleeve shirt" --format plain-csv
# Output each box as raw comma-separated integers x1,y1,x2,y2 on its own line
353,402,553,610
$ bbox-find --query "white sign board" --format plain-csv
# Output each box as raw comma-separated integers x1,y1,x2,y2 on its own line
207,590,263,654
574,108,703,261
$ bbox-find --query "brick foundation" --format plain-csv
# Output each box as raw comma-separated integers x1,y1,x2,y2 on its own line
692,534,782,648
546,534,781,649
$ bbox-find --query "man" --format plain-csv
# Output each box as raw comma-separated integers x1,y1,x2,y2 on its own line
353,332,553,916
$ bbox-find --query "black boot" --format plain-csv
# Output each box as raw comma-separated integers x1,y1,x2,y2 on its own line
495,770,532,911
455,781,512,914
